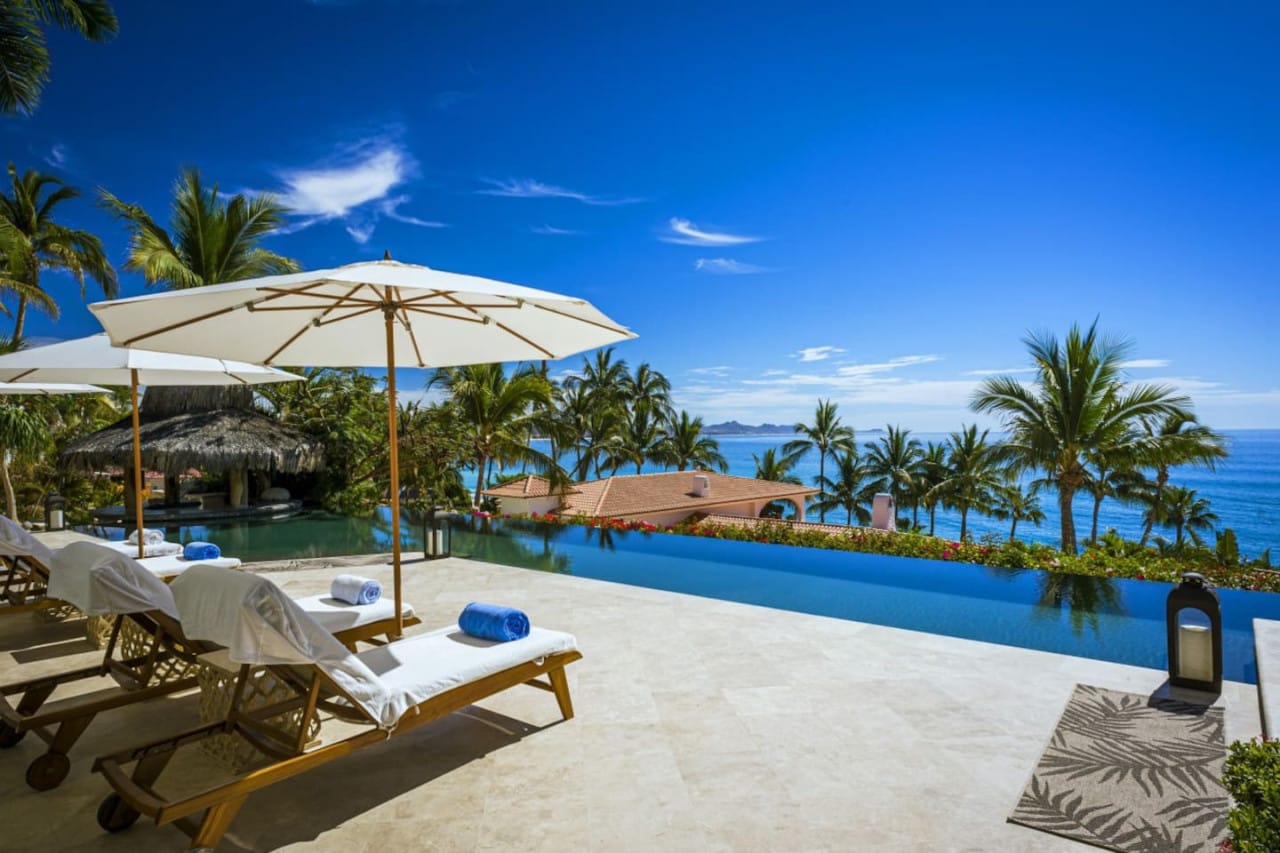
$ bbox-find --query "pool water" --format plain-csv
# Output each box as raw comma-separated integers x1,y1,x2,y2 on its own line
80,511,1280,684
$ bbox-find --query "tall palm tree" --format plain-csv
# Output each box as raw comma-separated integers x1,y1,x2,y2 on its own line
784,399,855,523
1136,413,1228,545
914,440,949,535
428,363,551,505
611,407,666,475
659,410,727,472
576,348,629,477
0,0,118,116
991,480,1046,542
1082,440,1146,546
814,450,882,526
863,425,921,520
972,321,1189,553
624,362,673,426
0,164,117,340
101,168,298,290
753,445,805,483
0,403,48,520
1159,486,1219,549
929,425,1005,541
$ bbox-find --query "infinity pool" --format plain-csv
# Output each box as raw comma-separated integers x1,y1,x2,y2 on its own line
81,512,1280,683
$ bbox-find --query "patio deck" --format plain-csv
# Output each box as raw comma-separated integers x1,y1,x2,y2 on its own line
0,539,1261,851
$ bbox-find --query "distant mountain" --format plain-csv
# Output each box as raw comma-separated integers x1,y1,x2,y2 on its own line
703,421,794,435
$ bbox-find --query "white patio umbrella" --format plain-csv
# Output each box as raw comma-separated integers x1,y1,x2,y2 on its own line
0,382,109,395
0,334,302,558
89,258,636,633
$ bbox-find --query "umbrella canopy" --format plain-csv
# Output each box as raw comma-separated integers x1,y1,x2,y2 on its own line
89,258,637,633
0,334,302,558
0,382,109,395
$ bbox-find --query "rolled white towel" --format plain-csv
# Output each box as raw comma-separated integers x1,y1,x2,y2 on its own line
126,528,165,546
330,574,381,606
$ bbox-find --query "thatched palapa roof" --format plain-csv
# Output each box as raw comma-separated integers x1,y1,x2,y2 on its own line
62,385,324,474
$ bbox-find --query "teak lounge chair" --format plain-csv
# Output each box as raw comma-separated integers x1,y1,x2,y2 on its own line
93,564,582,851
0,544,420,791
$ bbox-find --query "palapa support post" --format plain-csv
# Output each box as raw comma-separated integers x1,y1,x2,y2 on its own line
130,369,145,561
383,302,403,637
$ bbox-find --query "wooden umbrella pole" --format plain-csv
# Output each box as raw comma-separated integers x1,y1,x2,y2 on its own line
384,306,402,637
130,369,145,561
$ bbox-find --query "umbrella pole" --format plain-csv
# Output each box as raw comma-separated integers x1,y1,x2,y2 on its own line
384,308,403,637
130,369,145,561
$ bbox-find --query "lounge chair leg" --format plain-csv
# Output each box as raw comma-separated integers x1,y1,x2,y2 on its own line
548,667,574,720
26,714,93,790
189,793,248,851
132,749,177,789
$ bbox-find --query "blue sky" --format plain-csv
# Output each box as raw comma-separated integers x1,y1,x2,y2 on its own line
6,1,1279,430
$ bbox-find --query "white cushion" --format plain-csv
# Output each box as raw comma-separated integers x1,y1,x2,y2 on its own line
136,553,241,579
291,594,415,633
100,539,184,558
47,542,179,619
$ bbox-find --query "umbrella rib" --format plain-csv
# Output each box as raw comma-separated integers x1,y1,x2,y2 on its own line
312,304,384,327
490,320,556,358
264,283,369,363
395,303,427,368
403,308,490,324
534,302,633,335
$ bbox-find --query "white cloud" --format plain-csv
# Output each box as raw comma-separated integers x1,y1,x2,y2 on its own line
660,218,763,246
1119,358,1170,369
761,369,788,376
45,143,68,168
962,367,1038,377
531,224,583,236
379,195,447,229
694,258,772,275
793,346,845,363
477,178,641,206
689,366,731,377
835,355,941,377
345,223,375,244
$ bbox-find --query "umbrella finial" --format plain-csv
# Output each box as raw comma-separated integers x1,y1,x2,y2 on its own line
383,249,392,261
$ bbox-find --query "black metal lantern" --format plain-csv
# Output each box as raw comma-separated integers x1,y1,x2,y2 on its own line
424,505,453,560
1166,572,1223,694
44,493,66,531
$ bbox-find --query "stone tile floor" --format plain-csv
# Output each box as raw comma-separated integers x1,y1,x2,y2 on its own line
0,533,1261,851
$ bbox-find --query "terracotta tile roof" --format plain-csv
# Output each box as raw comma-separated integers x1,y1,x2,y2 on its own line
481,475,573,499
557,471,817,519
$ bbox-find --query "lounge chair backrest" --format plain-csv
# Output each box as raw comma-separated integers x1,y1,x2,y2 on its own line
0,514,57,566
170,564,391,723
48,542,180,619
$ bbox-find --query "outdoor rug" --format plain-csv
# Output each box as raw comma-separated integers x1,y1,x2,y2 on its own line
1008,683,1229,853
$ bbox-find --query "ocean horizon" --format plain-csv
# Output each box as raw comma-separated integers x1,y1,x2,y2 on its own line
521,428,1280,560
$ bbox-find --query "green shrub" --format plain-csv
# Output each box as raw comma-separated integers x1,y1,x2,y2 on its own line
1221,738,1280,853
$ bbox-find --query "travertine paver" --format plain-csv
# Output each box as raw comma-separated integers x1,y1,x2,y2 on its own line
0,534,1262,852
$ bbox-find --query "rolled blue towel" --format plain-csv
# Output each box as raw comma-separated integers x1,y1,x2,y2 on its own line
458,602,530,642
330,574,381,606
183,541,221,561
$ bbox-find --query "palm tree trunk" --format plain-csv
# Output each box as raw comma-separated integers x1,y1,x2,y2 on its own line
912,501,919,528
1139,469,1169,545
928,505,936,536
1090,495,1102,545
817,454,827,524
1009,517,1018,542
959,505,968,541
0,447,16,521
1059,487,1078,553
474,455,488,508
11,297,26,342
847,507,853,526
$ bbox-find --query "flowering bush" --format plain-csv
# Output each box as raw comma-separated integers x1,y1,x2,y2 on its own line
489,512,1280,594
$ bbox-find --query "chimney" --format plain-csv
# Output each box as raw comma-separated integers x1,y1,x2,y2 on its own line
871,493,896,531
692,474,711,497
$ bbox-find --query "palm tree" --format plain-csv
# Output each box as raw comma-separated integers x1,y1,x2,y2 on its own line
1136,413,1228,545
929,425,1005,541
753,446,805,484
624,362,673,425
428,363,552,505
991,480,1046,542
863,425,921,522
1159,486,1219,548
784,399,855,523
659,410,727,472
576,348,629,477
914,441,949,535
814,450,882,526
1082,441,1146,546
100,167,298,289
0,403,48,520
0,164,117,340
972,321,1190,553
611,407,666,475
0,1,118,115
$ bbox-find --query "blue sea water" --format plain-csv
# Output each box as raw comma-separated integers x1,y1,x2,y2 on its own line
525,429,1280,558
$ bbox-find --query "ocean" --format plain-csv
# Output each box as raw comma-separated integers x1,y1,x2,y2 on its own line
526,429,1280,559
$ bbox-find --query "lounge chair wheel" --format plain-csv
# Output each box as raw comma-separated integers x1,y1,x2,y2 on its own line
25,752,71,791
0,722,25,748
97,793,140,832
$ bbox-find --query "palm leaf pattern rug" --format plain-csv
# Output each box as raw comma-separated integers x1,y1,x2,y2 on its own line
1008,684,1229,853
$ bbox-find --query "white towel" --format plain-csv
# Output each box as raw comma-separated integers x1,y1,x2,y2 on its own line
330,574,382,606
126,528,165,545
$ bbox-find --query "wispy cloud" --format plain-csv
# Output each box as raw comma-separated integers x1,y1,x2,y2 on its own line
793,346,845,363
761,369,788,376
266,138,443,244
44,143,68,169
1119,358,1170,369
689,366,731,377
531,224,583,236
660,217,762,246
962,367,1038,377
477,178,642,206
694,258,772,275
835,355,941,377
